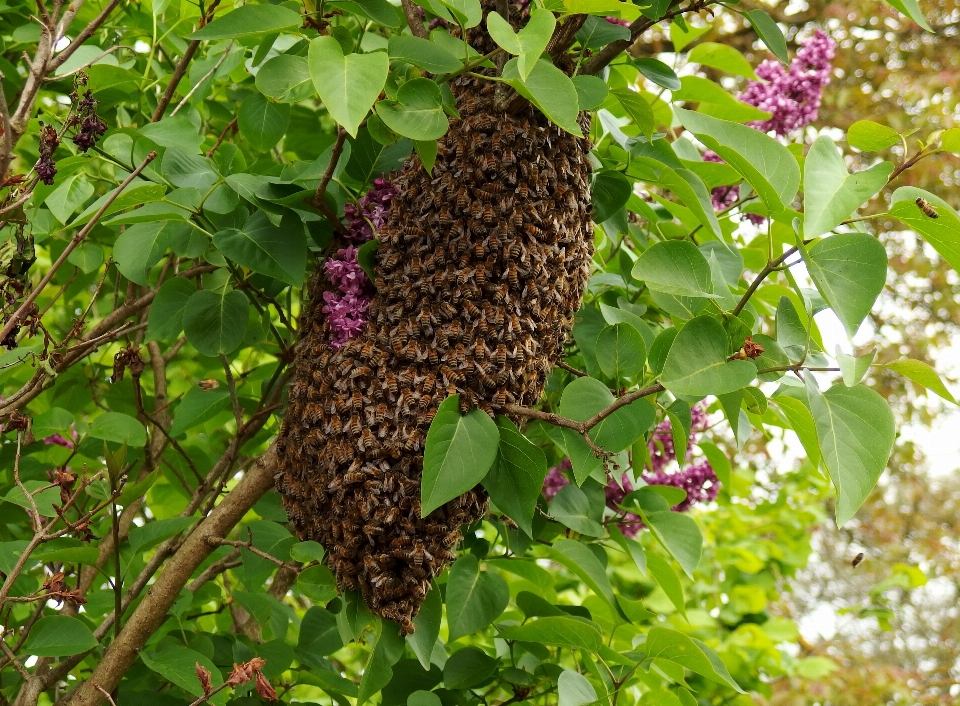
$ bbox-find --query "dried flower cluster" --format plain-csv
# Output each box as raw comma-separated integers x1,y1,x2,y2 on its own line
277,13,593,633
707,30,837,213
70,89,108,153
36,123,60,186
542,405,720,535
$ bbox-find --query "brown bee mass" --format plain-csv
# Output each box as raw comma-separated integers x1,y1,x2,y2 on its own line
276,10,594,634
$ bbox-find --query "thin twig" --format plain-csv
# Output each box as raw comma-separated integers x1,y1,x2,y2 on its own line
502,383,665,434
48,0,124,72
220,355,243,427
0,72,13,183
170,41,233,116
0,638,30,680
205,118,237,158
92,684,117,706
207,533,298,572
314,127,347,207
557,361,588,378
400,0,428,38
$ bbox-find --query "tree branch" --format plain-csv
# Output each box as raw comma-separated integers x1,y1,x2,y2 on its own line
58,446,278,706
400,0,429,38
502,383,664,434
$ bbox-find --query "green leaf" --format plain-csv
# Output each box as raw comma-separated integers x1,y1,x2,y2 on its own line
836,346,876,387
487,9,555,80
147,277,195,341
407,582,442,669
771,395,822,469
376,78,450,141
941,128,960,153
631,240,715,298
358,624,405,705
330,0,403,27
443,646,498,688
142,648,228,704
633,57,681,90
71,183,167,227
214,211,307,287
238,92,291,151
114,221,174,285
576,16,630,49
687,42,758,79
446,554,509,641
169,386,232,436
433,0,483,27
661,316,757,396
24,616,98,657
806,378,896,526
299,606,344,657
558,669,598,706
612,88,655,140
623,488,702,578
597,323,646,380
290,540,326,563
547,539,626,620
67,244,103,274
883,358,956,404
89,412,146,447
847,120,900,151
643,627,744,692
804,233,887,338
549,484,604,537
669,19,711,52
675,107,800,213
409,692,443,706
4,481,60,517
889,186,960,272
744,9,788,64
672,76,771,123
47,174,94,224
256,54,316,103
631,158,722,239
500,58,582,136
884,0,933,31
32,407,75,439
422,395,500,516
591,170,632,223
498,616,603,651
187,5,302,39
572,75,609,111
482,417,547,536
645,549,686,618
388,36,462,74
183,289,250,357
803,136,892,238
304,560,337,603
309,37,389,137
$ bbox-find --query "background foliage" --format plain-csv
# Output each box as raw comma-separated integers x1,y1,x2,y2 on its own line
0,0,958,704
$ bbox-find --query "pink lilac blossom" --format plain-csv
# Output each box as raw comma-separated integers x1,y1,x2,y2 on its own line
738,29,836,137
542,458,572,500
604,17,631,27
323,178,397,347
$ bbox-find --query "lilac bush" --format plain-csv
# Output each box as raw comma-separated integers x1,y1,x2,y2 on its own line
322,178,396,347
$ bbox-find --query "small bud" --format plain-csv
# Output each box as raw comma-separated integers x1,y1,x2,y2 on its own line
195,663,213,695
255,670,279,701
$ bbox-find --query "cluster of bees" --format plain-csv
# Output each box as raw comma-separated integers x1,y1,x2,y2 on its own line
277,16,594,633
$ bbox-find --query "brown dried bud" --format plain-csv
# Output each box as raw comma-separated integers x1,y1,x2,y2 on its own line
255,670,279,701
196,663,213,695
731,336,765,361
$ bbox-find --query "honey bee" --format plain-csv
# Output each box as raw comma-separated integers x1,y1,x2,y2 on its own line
427,347,439,366
852,552,865,567
409,256,422,278
511,208,524,228
455,187,470,210
916,197,938,218
198,379,220,391
343,472,365,486
374,403,387,424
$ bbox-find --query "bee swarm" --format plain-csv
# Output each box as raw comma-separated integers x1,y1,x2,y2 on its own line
277,12,594,634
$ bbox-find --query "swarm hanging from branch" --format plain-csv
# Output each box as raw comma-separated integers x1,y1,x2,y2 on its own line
276,5,594,633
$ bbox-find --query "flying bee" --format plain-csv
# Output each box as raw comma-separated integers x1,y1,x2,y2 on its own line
852,552,865,568
916,197,938,218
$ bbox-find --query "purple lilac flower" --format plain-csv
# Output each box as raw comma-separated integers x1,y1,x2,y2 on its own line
738,30,836,137
705,30,836,218
323,179,396,347
604,17,631,27
644,461,719,513
36,124,60,186
70,90,108,153
43,433,74,450
543,458,572,500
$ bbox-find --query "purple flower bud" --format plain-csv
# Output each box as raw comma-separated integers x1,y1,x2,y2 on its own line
542,458,572,500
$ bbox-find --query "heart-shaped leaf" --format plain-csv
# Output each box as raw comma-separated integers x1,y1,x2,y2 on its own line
661,316,757,396
309,37,389,137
